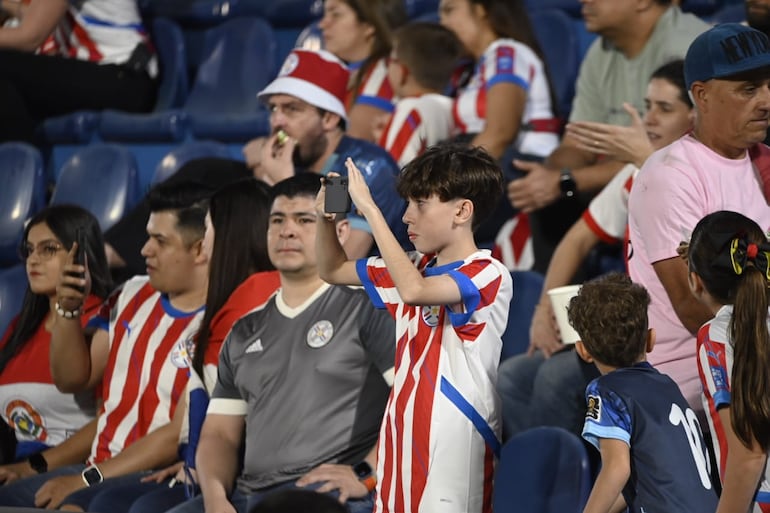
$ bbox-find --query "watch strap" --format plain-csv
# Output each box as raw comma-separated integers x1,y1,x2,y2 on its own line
27,452,47,474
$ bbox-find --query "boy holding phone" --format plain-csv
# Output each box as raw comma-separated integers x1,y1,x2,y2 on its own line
314,143,512,513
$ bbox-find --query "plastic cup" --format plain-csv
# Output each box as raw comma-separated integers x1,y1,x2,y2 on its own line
547,284,582,344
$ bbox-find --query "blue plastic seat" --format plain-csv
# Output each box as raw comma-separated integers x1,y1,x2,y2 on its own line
405,0,439,19
494,427,592,513
501,270,544,361
152,141,233,185
681,0,723,16
141,0,233,24
99,17,275,143
531,8,580,120
294,21,324,51
0,143,46,266
527,0,582,17
0,264,27,339
98,17,190,142
50,145,140,231
709,2,746,23
44,17,190,144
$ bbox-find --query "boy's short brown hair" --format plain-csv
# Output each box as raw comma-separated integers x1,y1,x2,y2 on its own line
567,273,651,368
397,143,504,230
392,22,462,92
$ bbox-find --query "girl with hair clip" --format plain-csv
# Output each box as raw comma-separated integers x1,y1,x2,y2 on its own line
92,177,281,513
0,205,111,477
318,0,407,142
688,210,770,513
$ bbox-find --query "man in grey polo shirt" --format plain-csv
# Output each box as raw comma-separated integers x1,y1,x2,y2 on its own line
166,173,395,513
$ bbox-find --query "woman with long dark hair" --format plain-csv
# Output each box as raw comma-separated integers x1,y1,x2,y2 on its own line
318,0,407,142
0,204,111,476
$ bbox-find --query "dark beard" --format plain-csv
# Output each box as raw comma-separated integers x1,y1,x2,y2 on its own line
292,135,328,169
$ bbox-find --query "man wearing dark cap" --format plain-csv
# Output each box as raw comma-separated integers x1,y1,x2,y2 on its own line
628,23,770,414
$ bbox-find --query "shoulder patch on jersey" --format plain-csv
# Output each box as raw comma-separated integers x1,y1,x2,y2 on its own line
421,305,441,327
170,336,193,368
586,394,601,421
307,320,334,348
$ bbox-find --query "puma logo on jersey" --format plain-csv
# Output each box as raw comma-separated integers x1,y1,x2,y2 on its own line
245,339,264,354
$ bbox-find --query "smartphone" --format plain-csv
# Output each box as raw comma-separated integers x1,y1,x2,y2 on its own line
324,175,352,214
69,227,87,293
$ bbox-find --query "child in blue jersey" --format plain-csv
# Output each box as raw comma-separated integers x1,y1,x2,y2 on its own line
567,273,717,513
687,210,770,513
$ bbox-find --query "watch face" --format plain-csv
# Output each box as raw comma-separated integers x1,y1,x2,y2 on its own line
82,466,103,486
353,461,373,479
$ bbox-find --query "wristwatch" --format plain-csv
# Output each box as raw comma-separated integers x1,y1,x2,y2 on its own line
81,464,104,487
27,452,47,474
559,168,577,198
353,461,377,492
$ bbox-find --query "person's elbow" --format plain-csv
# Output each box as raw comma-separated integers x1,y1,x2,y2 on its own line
6,28,51,52
52,368,91,394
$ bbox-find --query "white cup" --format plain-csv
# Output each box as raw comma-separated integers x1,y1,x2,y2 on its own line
547,284,582,344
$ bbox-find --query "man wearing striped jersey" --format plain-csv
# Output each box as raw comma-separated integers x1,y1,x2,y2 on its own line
167,173,395,513
0,181,211,510
378,22,461,168
316,144,512,513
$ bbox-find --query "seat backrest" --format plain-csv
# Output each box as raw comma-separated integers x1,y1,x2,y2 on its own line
404,0,439,19
51,145,140,232
153,141,233,185
528,0,582,17
185,17,277,116
0,264,27,340
294,21,324,51
494,426,592,513
0,143,46,266
501,270,544,361
531,8,580,120
151,17,189,111
709,2,746,23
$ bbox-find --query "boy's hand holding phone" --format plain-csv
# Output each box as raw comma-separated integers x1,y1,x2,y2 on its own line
343,158,378,218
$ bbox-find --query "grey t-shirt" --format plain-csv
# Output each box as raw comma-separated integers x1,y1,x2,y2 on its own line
570,7,708,126
210,283,394,493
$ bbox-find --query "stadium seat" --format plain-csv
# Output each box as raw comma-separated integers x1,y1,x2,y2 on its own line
44,17,190,144
500,270,544,361
681,0,723,17
494,427,592,513
152,141,233,185
0,264,27,339
531,9,580,121
405,0,439,19
528,0,582,17
98,18,190,142
99,17,275,143
709,2,746,23
294,21,324,51
141,0,233,24
260,0,322,28
0,143,46,266
50,145,140,231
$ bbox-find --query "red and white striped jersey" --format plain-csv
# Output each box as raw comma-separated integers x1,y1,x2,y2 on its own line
453,39,558,158
89,276,204,464
378,94,453,167
583,164,637,244
491,212,534,271
357,251,512,513
697,305,770,511
40,0,154,73
0,295,102,455
348,57,395,113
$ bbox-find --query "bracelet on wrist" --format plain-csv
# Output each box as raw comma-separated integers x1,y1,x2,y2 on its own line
55,301,82,319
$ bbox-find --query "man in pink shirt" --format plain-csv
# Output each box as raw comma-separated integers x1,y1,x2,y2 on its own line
628,23,770,413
